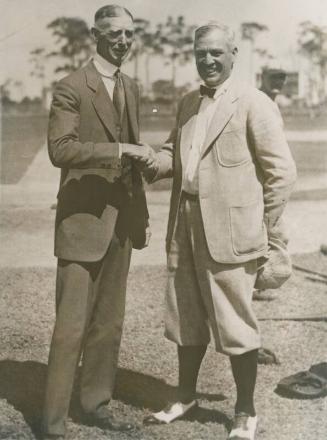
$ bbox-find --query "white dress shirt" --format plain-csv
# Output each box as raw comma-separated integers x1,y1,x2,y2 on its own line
182,77,231,194
93,53,123,156
93,53,118,100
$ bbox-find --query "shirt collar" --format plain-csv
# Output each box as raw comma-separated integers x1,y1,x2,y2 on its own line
93,53,119,78
202,76,231,100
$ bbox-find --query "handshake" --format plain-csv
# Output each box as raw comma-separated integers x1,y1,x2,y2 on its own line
121,142,158,181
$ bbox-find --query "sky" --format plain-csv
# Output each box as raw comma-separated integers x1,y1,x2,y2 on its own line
1,0,326,98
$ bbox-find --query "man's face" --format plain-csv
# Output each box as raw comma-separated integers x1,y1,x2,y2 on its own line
93,14,134,66
263,71,286,94
194,29,237,87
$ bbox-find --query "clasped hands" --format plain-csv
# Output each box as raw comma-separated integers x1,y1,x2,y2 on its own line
121,142,158,180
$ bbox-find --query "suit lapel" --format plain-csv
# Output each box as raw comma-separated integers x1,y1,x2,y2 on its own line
201,81,240,158
85,61,119,141
122,74,139,142
180,92,202,167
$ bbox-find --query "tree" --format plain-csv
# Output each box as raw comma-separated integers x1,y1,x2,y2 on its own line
152,79,190,103
0,79,24,104
47,17,93,74
152,79,174,102
159,16,195,93
143,23,164,95
129,18,150,82
30,47,46,87
298,21,327,102
255,48,274,67
129,18,164,95
0,79,12,105
241,22,269,84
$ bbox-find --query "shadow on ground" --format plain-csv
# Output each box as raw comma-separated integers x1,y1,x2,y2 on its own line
0,360,229,438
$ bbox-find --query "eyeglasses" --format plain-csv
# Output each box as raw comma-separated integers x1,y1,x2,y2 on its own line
94,27,134,40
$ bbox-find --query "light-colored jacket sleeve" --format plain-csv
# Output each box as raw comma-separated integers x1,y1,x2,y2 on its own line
146,98,185,182
247,89,297,237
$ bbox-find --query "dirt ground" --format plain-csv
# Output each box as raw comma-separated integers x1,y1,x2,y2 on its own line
0,261,326,440
0,131,327,439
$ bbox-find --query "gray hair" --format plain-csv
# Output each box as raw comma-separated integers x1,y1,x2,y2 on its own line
194,21,236,49
94,4,134,22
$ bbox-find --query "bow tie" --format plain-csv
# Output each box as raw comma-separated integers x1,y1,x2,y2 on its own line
200,84,216,98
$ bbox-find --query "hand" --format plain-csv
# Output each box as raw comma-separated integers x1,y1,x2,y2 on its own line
120,159,132,180
144,226,152,247
121,142,158,182
121,142,156,165
135,142,159,181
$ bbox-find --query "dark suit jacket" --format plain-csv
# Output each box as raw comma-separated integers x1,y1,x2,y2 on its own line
48,60,148,262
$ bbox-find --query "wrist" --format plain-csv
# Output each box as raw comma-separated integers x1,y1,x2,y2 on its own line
121,143,128,155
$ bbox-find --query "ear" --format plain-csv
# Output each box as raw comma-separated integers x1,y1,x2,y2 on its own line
232,46,238,56
91,27,99,42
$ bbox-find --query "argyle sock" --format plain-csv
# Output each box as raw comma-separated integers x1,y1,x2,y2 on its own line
230,349,258,416
177,344,207,403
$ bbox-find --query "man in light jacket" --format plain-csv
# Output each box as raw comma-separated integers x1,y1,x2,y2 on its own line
137,21,296,440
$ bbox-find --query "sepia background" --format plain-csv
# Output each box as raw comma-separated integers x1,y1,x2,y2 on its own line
0,1,326,439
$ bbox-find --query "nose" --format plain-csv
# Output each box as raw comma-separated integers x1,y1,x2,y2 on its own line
118,31,127,46
204,52,214,64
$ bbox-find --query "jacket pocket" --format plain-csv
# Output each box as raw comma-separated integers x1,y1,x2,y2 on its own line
216,129,252,167
229,200,266,255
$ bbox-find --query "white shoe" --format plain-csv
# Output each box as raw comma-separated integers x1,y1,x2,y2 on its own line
228,413,257,439
143,400,197,425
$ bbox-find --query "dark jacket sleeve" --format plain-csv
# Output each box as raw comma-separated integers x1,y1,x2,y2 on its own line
48,80,120,169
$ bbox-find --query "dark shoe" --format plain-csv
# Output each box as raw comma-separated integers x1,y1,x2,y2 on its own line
84,409,134,432
276,364,327,399
228,413,257,439
143,400,198,425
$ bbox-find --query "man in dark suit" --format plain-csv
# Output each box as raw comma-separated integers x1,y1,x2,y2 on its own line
138,22,296,440
43,5,152,439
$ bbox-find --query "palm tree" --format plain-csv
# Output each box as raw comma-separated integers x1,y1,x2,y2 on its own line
298,21,327,102
30,47,46,88
47,17,93,74
241,22,269,84
131,18,163,93
129,19,164,95
255,48,274,67
159,16,195,97
0,79,12,104
129,18,150,83
143,24,165,95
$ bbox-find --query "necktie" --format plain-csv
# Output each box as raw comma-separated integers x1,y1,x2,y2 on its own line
113,69,125,123
113,70,133,196
200,84,216,98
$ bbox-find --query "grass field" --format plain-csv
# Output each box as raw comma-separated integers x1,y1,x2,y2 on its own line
0,256,326,440
5,112,326,197
1,110,326,185
282,111,327,131
0,193,327,439
0,108,327,439
146,139,327,193
1,114,48,184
